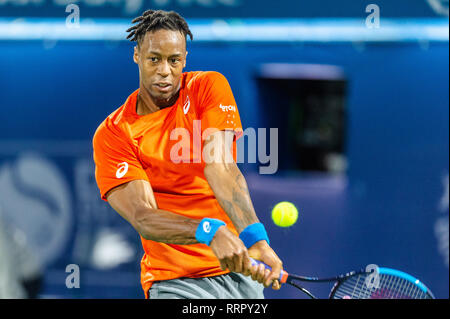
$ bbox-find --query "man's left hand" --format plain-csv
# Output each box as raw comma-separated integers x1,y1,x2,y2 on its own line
247,240,283,290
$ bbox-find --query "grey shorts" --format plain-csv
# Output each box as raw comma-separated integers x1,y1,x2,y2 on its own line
148,272,265,299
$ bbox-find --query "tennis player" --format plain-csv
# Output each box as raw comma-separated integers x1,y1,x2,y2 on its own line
93,9,283,299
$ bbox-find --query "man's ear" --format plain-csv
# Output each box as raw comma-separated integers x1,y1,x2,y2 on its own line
184,51,188,68
133,46,139,64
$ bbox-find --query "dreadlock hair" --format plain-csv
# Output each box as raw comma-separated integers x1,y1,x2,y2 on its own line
126,10,193,48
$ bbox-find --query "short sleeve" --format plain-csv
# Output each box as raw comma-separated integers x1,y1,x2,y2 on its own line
93,123,149,201
197,72,243,141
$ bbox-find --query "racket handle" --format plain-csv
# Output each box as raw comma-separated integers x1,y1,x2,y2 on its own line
249,258,289,284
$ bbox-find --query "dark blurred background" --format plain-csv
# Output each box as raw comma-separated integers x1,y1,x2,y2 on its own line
0,0,448,299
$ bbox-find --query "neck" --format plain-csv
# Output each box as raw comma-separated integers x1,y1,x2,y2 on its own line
136,88,159,116
136,83,181,116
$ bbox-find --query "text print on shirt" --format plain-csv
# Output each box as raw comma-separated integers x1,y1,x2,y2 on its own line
219,104,236,112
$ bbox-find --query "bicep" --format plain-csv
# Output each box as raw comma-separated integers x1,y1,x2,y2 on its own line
106,179,158,226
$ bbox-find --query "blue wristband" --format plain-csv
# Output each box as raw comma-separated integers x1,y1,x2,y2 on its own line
239,223,270,248
195,218,226,246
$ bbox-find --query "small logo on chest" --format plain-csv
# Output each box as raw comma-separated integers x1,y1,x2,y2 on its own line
183,96,191,114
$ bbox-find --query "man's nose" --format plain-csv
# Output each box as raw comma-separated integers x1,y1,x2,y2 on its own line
158,61,170,77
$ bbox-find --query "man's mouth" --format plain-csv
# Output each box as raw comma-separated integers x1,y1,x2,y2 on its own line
154,82,172,93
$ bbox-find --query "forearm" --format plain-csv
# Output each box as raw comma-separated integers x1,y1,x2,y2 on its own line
113,205,201,245
204,162,260,233
131,206,201,245
107,180,202,245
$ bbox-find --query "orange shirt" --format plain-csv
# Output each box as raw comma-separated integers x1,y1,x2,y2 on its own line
93,71,243,298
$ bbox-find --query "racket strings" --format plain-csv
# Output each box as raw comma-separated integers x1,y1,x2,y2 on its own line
333,274,429,299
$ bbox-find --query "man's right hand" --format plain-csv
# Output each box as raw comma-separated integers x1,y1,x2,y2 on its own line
209,226,252,276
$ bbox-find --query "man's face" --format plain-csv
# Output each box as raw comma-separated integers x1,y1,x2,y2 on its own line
134,29,187,107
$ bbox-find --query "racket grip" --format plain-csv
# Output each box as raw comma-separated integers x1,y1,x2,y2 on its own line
249,258,289,284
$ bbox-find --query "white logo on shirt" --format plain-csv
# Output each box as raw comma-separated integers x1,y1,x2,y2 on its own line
203,221,211,233
183,96,191,114
116,162,129,179
219,104,236,112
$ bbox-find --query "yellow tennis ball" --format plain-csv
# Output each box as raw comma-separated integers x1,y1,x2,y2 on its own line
271,201,298,227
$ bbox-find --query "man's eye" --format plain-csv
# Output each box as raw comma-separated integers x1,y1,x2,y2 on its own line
171,59,179,64
150,57,158,62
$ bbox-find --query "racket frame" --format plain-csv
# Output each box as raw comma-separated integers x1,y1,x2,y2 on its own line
249,258,435,299
285,269,367,299
286,267,435,299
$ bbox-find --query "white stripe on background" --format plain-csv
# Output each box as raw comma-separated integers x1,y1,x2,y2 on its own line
0,18,448,42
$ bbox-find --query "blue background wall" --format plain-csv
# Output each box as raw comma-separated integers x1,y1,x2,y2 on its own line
0,36,447,298
1,0,449,299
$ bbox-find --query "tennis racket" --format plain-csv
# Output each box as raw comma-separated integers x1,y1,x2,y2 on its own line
250,258,435,299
